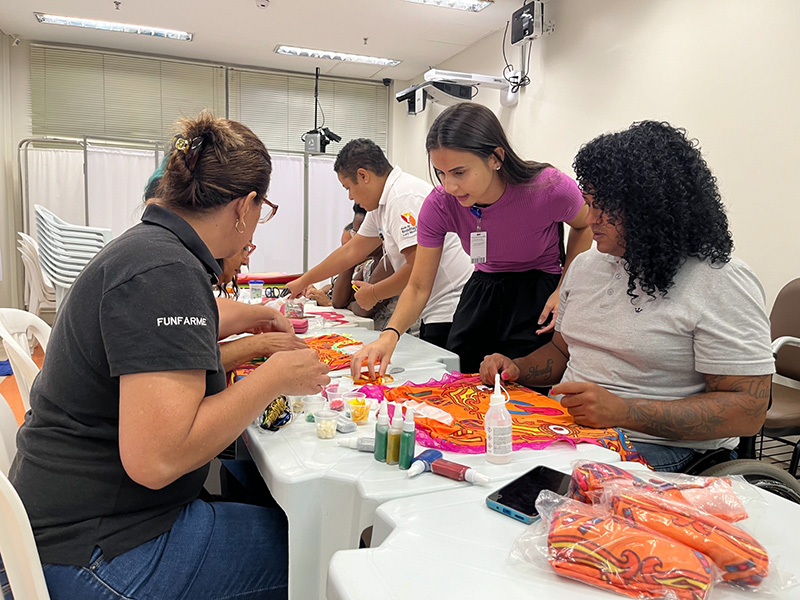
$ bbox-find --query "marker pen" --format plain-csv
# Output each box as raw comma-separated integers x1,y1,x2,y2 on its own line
430,458,490,485
406,449,443,478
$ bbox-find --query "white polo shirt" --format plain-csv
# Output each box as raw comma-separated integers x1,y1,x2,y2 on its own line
357,166,472,324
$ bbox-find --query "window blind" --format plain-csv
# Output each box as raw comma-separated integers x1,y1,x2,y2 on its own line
31,45,227,141
31,45,389,152
228,69,388,154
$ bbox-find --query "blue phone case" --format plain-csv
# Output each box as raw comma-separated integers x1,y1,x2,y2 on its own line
485,497,539,524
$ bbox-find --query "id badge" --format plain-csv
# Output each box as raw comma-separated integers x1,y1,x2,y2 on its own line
470,231,487,264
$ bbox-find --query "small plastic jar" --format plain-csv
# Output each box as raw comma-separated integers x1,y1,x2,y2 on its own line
314,410,338,439
249,280,264,301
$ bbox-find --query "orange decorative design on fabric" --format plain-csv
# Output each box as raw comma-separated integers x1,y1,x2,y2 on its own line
376,373,644,463
547,500,716,600
570,461,747,522
611,491,768,587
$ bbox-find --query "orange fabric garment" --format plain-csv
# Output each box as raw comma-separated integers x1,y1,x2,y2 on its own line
547,500,716,600
611,491,768,587
569,461,747,522
380,373,644,462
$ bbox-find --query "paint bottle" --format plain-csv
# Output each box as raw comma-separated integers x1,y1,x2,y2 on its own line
398,408,416,470
406,449,443,478
373,401,390,462
485,373,513,464
337,437,375,452
430,458,490,485
386,404,404,465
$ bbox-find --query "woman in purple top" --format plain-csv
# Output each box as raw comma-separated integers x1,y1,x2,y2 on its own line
352,103,592,375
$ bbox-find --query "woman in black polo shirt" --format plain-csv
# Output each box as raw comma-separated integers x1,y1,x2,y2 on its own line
9,111,329,599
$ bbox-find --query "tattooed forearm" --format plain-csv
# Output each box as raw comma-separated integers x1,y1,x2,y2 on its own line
524,359,553,385
620,374,771,440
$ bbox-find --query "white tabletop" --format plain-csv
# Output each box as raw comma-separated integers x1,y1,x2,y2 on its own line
244,328,629,600
328,472,800,600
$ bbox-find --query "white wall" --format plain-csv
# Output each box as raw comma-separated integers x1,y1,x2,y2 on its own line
389,0,800,310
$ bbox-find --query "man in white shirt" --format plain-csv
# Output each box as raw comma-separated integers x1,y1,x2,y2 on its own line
287,139,472,348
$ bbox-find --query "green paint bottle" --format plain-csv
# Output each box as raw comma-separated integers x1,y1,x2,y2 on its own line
399,407,416,470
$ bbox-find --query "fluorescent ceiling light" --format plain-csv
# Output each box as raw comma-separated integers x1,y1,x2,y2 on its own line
402,0,493,12
275,46,401,67
34,12,193,41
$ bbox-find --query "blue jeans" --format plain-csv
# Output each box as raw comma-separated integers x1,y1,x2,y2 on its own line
633,441,735,473
43,500,287,600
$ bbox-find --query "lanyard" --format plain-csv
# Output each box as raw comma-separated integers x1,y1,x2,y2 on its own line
469,205,482,231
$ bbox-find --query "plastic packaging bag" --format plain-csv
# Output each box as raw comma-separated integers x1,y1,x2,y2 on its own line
598,485,768,588
568,460,756,522
511,490,721,600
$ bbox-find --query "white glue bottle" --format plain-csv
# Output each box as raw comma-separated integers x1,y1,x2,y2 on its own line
485,373,513,464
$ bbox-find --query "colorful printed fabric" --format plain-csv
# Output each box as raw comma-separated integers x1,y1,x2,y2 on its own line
569,461,748,522
378,373,644,463
230,334,362,380
611,491,768,587
547,500,716,600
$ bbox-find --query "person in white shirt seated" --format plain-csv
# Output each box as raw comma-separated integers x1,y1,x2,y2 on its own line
480,120,774,472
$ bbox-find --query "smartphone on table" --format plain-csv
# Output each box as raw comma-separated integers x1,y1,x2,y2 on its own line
486,465,571,524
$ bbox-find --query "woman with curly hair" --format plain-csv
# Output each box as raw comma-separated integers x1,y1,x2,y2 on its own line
480,121,774,472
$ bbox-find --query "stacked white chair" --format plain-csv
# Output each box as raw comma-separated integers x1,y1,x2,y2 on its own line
17,232,57,320
0,309,52,413
34,204,111,309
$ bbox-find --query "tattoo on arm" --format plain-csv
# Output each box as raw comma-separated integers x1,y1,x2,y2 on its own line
620,374,771,441
523,358,553,386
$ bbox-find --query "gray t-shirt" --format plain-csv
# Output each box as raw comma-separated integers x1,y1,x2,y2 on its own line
556,248,774,450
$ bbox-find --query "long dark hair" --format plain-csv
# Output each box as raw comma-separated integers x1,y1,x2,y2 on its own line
425,103,551,185
573,120,733,300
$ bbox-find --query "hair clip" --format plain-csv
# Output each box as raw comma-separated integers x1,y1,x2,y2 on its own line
172,134,205,172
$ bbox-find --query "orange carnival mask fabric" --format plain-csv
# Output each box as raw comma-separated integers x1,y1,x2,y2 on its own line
373,373,644,463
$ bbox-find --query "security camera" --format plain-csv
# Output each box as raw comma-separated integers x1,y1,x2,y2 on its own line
255,0,269,8
12,36,21,47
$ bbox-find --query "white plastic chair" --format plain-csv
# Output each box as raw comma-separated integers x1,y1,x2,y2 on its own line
34,205,110,310
0,392,18,476
17,233,56,320
0,309,51,412
0,470,51,599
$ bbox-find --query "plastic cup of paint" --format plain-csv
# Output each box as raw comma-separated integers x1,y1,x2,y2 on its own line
287,395,305,414
249,280,264,301
343,392,369,425
302,394,326,417
314,410,338,439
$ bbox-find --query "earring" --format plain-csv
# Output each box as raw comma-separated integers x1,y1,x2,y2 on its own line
235,219,246,234
496,165,502,170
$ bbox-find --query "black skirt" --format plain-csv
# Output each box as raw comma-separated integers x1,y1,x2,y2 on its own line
446,268,560,373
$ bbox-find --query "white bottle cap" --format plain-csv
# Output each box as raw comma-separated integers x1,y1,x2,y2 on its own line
390,403,404,429
464,469,490,485
402,407,415,432
490,373,507,405
376,401,389,425
406,460,425,478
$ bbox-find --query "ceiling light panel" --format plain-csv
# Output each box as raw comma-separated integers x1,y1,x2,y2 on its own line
402,0,493,12
34,13,193,41
274,46,401,67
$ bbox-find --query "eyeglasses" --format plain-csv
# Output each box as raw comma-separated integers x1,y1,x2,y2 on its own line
243,243,257,257
259,196,279,224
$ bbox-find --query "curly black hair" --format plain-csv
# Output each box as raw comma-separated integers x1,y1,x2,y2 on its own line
573,121,733,300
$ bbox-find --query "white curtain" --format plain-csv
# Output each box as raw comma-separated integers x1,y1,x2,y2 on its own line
25,148,85,233
249,154,305,274
86,145,161,238
307,156,352,269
